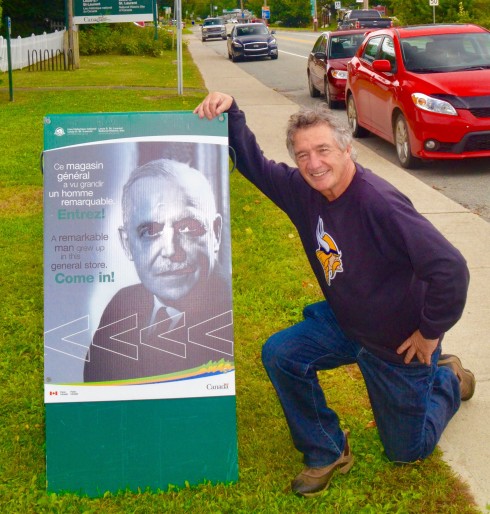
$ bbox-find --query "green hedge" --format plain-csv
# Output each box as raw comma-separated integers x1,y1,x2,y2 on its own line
79,23,181,56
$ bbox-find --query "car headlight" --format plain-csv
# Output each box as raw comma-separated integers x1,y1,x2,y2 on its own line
331,70,348,80
411,93,457,116
269,38,276,45
232,41,243,48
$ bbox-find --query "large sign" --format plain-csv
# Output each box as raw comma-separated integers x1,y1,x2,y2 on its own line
73,0,155,24
43,111,238,496
44,112,235,404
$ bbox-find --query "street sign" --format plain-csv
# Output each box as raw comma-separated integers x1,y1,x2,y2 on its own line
429,0,439,5
335,1,341,9
73,0,154,24
5,16,13,101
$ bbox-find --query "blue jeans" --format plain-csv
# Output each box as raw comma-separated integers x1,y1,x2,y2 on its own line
261,301,461,467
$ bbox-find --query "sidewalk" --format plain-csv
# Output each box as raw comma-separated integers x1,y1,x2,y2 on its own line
187,34,490,511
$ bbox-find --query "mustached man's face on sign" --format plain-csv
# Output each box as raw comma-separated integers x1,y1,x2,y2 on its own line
119,160,223,305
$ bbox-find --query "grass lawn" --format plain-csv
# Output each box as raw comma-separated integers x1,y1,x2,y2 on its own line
0,46,480,513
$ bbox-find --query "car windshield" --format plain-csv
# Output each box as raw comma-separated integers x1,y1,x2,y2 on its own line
204,19,223,26
401,32,490,73
329,34,366,59
236,25,269,37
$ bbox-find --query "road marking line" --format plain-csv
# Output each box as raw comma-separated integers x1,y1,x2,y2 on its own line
280,50,308,59
277,36,316,43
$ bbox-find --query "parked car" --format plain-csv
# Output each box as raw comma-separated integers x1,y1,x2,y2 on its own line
227,23,278,62
307,29,370,108
345,24,490,168
338,9,392,30
201,17,227,41
170,19,186,29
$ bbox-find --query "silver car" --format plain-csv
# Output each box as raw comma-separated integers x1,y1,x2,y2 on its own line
201,17,227,42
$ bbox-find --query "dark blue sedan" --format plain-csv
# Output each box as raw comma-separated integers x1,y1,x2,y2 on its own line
227,23,278,62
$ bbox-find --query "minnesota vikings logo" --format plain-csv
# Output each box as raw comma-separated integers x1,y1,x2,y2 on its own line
315,217,343,286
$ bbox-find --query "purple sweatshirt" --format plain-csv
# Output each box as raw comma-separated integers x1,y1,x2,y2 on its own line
227,100,469,363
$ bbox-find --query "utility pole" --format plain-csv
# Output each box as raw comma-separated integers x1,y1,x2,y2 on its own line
68,0,74,59
175,0,183,95
66,0,79,69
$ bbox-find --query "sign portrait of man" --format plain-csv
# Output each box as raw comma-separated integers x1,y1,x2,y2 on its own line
83,158,233,383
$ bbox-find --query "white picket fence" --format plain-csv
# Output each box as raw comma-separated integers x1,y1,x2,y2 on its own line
0,30,65,72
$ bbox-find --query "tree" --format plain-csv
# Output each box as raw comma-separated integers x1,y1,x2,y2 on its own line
3,0,64,37
471,0,490,26
183,0,241,21
472,0,487,16
390,0,478,25
441,0,474,22
269,0,312,26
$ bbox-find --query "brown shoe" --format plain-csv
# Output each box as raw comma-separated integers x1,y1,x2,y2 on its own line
291,430,354,498
438,354,476,401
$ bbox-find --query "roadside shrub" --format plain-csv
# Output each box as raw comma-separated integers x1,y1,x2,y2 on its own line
79,23,178,56
120,39,140,56
79,23,118,55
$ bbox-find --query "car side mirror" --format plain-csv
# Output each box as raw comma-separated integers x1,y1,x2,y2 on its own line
271,30,276,34
373,59,392,72
314,51,327,60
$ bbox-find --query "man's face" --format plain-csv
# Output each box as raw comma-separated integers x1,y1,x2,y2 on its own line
293,123,355,201
119,173,222,304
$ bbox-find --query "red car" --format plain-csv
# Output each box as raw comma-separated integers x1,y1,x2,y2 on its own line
307,29,370,108
345,24,490,168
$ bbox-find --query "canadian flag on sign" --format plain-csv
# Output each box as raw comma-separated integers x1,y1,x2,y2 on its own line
134,21,146,27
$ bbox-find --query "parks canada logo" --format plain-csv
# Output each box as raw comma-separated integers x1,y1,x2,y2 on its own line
54,127,65,137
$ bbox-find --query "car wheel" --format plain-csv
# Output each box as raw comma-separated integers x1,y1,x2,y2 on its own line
231,52,239,63
324,78,339,109
347,95,368,138
394,113,420,169
271,53,278,60
324,78,332,108
308,72,320,98
202,37,206,42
